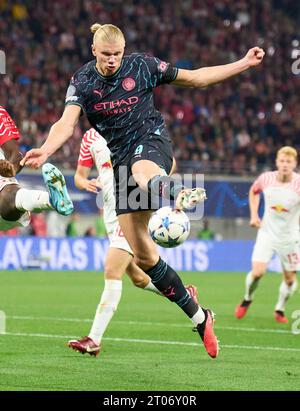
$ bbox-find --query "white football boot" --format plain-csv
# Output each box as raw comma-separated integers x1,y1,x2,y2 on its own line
175,188,207,210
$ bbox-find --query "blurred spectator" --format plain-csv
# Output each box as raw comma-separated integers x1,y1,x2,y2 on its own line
29,213,47,236
197,219,215,240
1,0,300,175
95,209,106,237
84,226,96,237
66,213,79,237
46,211,65,237
0,227,19,236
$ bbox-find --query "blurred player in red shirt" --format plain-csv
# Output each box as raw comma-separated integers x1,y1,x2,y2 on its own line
0,106,73,232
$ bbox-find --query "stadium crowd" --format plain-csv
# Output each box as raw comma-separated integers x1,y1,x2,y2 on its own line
1,0,300,175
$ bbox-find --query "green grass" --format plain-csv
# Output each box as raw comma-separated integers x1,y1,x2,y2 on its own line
0,270,299,391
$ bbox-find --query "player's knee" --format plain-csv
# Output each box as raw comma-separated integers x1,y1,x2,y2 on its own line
104,263,123,280
284,273,296,286
252,271,264,279
0,186,23,220
131,276,147,288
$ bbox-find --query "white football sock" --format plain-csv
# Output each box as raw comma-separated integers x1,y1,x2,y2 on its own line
244,271,260,301
191,307,205,325
88,279,122,344
143,281,162,295
15,189,52,212
275,280,298,312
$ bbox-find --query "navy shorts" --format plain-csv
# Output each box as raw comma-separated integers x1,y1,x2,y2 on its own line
113,133,173,215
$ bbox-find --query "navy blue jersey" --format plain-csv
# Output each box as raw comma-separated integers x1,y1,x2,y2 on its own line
65,53,178,166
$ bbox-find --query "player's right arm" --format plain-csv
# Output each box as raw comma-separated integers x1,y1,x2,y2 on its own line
173,47,265,88
74,164,100,194
21,105,81,168
249,179,262,228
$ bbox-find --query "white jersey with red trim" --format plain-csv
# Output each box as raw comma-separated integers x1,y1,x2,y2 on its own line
78,128,117,236
0,106,20,190
252,171,300,242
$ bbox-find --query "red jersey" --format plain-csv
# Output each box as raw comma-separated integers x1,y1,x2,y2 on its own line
0,106,20,146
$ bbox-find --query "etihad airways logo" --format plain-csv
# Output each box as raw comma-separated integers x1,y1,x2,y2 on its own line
94,96,139,114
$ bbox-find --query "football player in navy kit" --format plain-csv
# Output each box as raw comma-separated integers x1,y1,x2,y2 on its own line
22,23,264,358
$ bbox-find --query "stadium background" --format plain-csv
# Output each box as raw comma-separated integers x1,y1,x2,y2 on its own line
0,0,300,392
2,0,300,244
0,0,300,268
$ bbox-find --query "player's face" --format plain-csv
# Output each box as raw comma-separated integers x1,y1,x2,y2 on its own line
92,40,125,76
276,154,297,177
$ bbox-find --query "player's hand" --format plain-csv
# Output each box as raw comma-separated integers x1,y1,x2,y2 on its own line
249,217,261,228
20,148,49,169
244,47,265,67
0,159,16,177
85,178,102,194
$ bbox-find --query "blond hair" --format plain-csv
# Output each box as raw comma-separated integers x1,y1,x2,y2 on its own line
276,146,298,160
91,23,125,45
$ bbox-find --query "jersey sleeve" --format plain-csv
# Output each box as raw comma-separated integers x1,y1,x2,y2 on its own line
65,73,86,111
142,54,178,88
0,107,20,146
251,173,265,194
77,132,95,168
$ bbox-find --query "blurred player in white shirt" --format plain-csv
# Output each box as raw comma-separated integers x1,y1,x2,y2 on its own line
68,128,197,356
235,146,300,323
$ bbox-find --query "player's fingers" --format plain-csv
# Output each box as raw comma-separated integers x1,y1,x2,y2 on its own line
88,180,100,192
251,46,263,53
256,50,265,59
23,158,40,169
90,178,100,186
87,186,98,194
20,150,38,166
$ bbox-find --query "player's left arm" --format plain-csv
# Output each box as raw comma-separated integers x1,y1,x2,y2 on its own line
172,47,265,88
74,164,101,194
0,139,23,177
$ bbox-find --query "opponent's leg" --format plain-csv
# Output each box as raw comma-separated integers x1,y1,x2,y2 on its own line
126,261,161,294
0,185,26,221
118,211,218,358
42,163,73,215
274,270,298,323
126,260,198,300
0,165,73,220
68,247,129,356
0,184,52,221
235,262,266,319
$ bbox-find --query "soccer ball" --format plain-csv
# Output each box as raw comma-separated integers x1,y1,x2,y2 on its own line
148,206,190,248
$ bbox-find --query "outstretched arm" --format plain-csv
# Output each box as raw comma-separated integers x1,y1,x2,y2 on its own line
21,104,81,168
75,164,101,194
173,47,265,88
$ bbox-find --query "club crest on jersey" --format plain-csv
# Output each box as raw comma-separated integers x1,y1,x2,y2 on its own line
122,77,136,91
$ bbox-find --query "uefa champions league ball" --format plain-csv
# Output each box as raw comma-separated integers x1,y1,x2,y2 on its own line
148,206,190,248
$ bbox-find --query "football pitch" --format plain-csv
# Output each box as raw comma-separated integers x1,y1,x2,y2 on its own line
0,270,299,391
